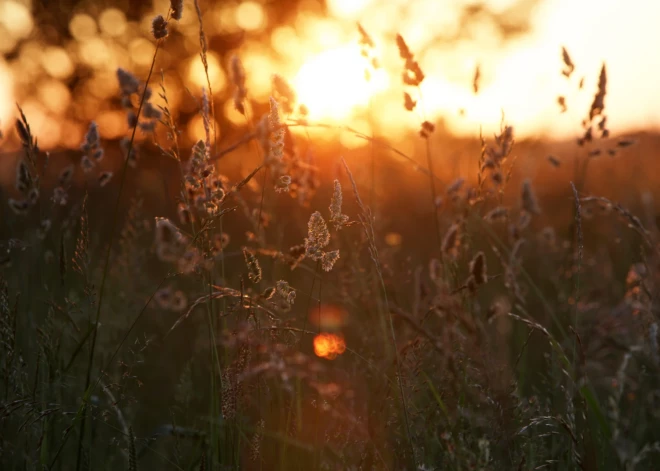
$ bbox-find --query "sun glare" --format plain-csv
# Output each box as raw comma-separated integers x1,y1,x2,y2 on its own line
4,0,660,151
293,45,388,121
0,61,13,137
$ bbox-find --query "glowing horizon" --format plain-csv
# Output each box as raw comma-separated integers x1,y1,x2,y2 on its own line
289,0,660,140
2,0,660,148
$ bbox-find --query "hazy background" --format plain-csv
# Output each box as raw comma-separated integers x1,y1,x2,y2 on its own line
1,0,659,154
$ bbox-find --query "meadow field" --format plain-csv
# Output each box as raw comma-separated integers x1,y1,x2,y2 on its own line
1,0,660,469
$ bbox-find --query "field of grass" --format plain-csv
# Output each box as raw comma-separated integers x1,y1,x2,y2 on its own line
2,1,660,470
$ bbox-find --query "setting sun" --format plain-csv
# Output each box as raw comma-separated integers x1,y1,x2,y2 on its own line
293,45,388,120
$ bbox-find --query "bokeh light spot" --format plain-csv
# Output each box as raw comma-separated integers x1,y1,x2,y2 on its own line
99,8,127,37
385,232,403,247
314,333,346,360
0,1,33,40
79,38,111,68
309,304,347,331
96,110,128,139
41,46,75,79
327,0,374,17
38,80,71,115
235,2,265,31
129,38,156,66
186,52,226,91
69,14,98,41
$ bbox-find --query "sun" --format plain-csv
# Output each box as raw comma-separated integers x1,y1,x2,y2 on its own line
292,44,388,121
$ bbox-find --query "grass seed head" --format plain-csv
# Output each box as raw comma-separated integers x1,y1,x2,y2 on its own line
484,206,508,223
117,68,140,95
521,179,540,215
589,63,607,120
231,55,247,115
305,211,331,260
275,280,296,304
321,250,340,272
469,251,487,285
170,0,184,20
152,15,169,39
98,171,113,187
329,180,349,230
441,223,460,255
271,74,297,115
243,248,262,283
58,164,74,186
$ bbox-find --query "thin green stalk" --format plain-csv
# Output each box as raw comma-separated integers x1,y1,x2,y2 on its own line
74,35,165,471
49,272,173,468
377,272,416,468
424,136,441,246
340,157,415,468
368,97,376,211
283,261,320,465
314,269,323,471
414,85,442,247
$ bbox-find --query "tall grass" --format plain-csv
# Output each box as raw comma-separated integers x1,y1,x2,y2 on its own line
1,4,660,471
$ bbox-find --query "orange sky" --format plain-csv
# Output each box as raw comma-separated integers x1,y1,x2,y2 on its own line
0,0,659,147
306,0,660,139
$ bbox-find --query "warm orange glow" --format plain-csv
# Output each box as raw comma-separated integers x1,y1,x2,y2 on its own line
99,8,127,37
235,2,265,31
292,45,388,121
59,119,85,149
286,0,660,138
96,110,128,139
69,13,98,41
242,52,276,101
313,333,346,360
224,99,252,126
0,29,18,55
0,1,33,40
38,80,71,115
4,0,660,151
0,60,13,137
87,72,120,99
41,47,75,79
385,232,403,247
19,101,61,149
215,5,239,34
79,38,112,68
327,0,375,17
129,38,156,67
187,115,220,143
309,304,347,331
186,52,226,91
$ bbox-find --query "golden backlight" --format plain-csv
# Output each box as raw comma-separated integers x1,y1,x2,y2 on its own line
293,45,388,121
0,61,12,132
2,0,660,145
288,0,660,139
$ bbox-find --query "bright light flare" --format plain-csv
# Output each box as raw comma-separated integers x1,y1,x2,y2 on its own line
0,60,13,137
293,45,388,120
313,333,346,360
